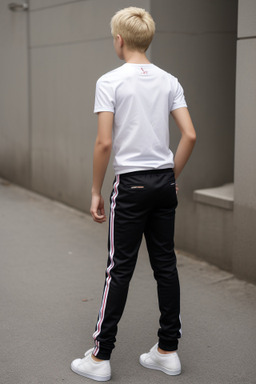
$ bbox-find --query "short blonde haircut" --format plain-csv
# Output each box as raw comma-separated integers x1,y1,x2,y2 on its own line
111,7,155,52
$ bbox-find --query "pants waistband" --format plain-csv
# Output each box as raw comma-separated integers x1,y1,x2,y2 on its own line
118,168,174,178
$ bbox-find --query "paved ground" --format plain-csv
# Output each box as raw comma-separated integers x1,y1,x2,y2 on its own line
0,178,256,384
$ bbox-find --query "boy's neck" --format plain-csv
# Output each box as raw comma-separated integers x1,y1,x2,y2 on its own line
123,48,151,64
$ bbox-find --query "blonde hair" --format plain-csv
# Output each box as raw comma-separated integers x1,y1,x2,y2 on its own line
111,7,155,52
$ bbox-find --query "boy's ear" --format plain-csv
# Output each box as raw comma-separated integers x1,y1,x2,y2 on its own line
117,34,124,48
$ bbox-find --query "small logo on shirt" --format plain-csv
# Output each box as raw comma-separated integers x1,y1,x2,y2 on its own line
140,67,148,75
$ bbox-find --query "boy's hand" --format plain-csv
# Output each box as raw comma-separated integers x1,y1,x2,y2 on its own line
90,193,106,223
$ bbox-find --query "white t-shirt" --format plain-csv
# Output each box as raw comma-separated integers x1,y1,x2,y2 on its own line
94,63,187,175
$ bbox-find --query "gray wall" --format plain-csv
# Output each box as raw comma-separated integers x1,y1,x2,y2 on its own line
1,0,236,211
1,0,256,282
29,0,150,211
0,0,30,187
151,0,237,253
233,0,256,281
0,0,151,211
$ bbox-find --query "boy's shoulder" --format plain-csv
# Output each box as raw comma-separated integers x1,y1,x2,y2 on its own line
96,64,126,85
152,65,179,83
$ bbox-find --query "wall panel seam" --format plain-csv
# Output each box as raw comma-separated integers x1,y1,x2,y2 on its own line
29,36,112,49
237,36,256,40
156,30,237,36
30,0,88,12
27,0,32,188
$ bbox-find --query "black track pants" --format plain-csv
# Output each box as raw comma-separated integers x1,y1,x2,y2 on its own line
92,168,181,360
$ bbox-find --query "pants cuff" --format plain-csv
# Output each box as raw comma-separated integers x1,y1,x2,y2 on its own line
93,348,112,361
158,340,178,351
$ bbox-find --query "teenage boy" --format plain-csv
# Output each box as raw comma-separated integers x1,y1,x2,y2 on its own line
71,6,196,382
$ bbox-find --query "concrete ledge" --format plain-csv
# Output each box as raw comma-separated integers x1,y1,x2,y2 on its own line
193,183,234,210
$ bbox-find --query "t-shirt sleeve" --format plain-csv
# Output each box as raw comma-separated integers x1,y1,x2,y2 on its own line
94,78,115,114
170,79,187,112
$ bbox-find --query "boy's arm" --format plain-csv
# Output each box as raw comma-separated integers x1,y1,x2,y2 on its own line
171,107,196,180
90,112,113,223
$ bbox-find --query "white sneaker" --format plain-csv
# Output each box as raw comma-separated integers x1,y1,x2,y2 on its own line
139,344,181,375
71,348,111,381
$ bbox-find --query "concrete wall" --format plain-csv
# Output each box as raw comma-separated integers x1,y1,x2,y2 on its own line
1,0,236,212
29,0,150,211
0,0,151,211
0,0,30,187
2,0,256,282
233,0,256,282
150,0,237,253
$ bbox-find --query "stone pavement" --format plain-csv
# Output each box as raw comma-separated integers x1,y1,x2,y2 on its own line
0,178,256,384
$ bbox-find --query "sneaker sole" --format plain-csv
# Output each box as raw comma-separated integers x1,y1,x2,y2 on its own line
71,363,111,382
139,357,181,376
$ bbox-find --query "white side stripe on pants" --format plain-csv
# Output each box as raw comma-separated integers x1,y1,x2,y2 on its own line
93,175,120,356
